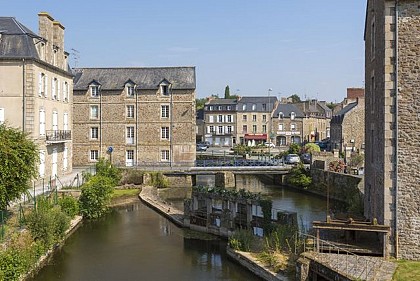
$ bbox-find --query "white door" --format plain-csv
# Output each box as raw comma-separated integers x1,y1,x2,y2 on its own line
63,147,68,171
39,150,45,177
126,150,134,167
52,148,58,178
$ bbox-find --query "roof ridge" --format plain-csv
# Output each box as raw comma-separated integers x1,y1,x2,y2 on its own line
12,17,27,34
73,66,195,70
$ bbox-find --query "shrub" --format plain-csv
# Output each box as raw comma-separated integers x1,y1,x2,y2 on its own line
58,196,79,218
303,143,320,154
329,160,345,173
285,163,312,189
26,197,70,248
95,158,122,186
228,229,255,252
79,175,114,219
288,143,301,154
149,172,169,189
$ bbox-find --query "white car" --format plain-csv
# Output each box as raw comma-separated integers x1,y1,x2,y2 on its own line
285,154,301,164
264,142,275,148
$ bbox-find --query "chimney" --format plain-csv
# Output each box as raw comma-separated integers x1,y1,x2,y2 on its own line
38,12,54,65
53,21,65,69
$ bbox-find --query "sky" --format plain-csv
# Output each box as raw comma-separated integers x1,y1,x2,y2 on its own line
2,0,367,102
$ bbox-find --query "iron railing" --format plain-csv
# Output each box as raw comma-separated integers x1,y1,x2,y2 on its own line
45,130,71,142
300,232,384,280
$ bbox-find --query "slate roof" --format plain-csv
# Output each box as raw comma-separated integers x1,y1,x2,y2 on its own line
273,103,305,118
206,98,237,105
0,17,41,59
237,96,277,112
73,67,196,90
331,102,358,124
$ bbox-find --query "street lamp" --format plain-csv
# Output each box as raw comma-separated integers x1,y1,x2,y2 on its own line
268,88,273,159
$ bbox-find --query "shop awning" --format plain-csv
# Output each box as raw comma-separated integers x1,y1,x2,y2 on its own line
244,134,267,140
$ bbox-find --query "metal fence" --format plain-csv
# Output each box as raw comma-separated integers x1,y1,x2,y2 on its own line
300,232,384,280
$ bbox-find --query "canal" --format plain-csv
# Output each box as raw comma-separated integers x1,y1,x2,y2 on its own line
31,176,334,281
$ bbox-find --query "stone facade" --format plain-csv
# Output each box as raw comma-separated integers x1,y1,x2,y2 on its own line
295,100,332,142
272,103,305,147
0,13,73,183
365,0,420,260
72,67,196,167
330,98,365,157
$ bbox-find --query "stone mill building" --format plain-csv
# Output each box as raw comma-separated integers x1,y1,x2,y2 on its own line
364,0,420,260
72,67,196,167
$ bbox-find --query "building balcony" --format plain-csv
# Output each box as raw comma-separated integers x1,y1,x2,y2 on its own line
46,130,71,143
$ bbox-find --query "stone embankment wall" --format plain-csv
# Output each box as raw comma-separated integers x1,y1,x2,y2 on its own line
306,169,364,215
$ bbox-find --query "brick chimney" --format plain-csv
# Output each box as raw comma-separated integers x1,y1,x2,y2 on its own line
347,88,365,100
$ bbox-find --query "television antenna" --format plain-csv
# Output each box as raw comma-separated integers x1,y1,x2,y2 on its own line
70,48,80,68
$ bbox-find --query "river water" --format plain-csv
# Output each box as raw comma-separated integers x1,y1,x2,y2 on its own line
31,176,333,281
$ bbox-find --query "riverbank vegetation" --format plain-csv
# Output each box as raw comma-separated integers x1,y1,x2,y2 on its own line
0,158,125,280
393,260,420,281
228,225,302,275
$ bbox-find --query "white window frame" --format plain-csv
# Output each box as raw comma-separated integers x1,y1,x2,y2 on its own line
90,127,99,139
218,115,223,123
127,85,135,97
127,105,135,118
160,84,169,95
208,115,214,123
161,127,170,140
290,112,296,120
227,115,232,123
291,123,296,131
126,126,135,144
161,105,169,118
52,78,57,100
161,150,170,161
90,105,99,119
90,85,99,97
90,150,99,161
227,125,232,134
278,124,284,131
252,125,257,133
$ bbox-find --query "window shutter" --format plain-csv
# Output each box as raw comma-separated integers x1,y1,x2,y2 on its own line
38,73,42,96
39,109,45,135
45,75,48,98
57,79,61,100
0,108,4,124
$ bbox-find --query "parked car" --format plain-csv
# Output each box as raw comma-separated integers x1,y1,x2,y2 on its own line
285,154,301,164
196,143,207,151
264,142,275,148
300,153,311,164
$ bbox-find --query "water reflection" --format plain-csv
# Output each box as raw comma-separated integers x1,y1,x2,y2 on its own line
31,202,261,281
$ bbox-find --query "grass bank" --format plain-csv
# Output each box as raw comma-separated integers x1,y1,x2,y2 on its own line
393,260,420,280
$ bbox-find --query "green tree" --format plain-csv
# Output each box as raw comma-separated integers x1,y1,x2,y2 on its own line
303,143,321,154
0,124,38,209
224,85,230,99
288,94,301,103
79,175,114,219
288,143,301,154
196,98,207,110
95,158,121,186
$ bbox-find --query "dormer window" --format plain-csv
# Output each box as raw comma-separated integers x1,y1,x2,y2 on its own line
242,104,247,110
90,85,100,97
278,112,284,119
252,104,256,110
291,112,296,120
218,106,222,110
127,85,135,97
209,106,214,110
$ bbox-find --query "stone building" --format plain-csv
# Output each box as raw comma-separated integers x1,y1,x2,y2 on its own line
0,13,73,183
72,67,196,167
364,0,420,260
330,98,365,157
272,103,305,147
332,88,365,115
203,98,237,146
236,96,278,145
294,99,331,142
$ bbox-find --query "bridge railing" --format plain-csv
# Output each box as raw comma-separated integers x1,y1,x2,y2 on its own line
195,159,285,167
300,232,383,280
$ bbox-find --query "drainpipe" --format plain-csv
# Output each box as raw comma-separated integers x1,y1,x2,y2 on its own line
99,85,102,158
22,59,26,131
135,85,138,167
169,84,173,168
394,0,399,259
